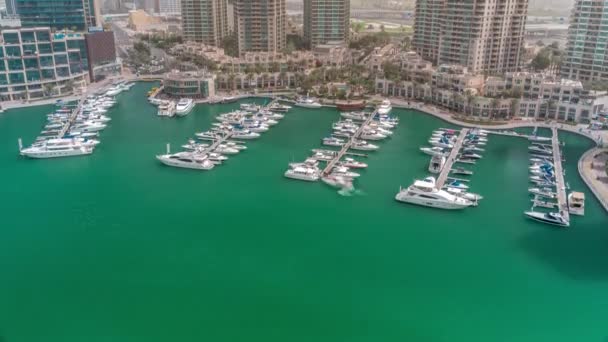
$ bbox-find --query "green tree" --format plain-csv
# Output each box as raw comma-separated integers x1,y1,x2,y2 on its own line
221,33,239,57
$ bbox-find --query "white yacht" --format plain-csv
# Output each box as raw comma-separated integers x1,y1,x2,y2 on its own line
323,137,345,147
105,86,122,96
232,130,260,139
330,166,360,178
529,145,553,155
428,155,446,174
20,140,94,158
240,103,261,112
214,145,240,155
377,99,392,115
351,140,379,151
338,157,367,169
340,111,368,121
72,122,107,132
420,146,446,157
321,175,354,189
395,177,473,210
524,211,569,227
284,166,320,181
360,130,387,141
158,101,176,117
445,187,484,202
175,98,195,116
294,96,322,109
156,152,215,170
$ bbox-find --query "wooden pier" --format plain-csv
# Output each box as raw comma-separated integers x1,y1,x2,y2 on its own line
436,128,469,189
551,127,570,222
322,109,379,175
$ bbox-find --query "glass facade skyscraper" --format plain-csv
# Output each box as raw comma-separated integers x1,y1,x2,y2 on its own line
303,0,350,48
0,27,89,101
561,0,608,82
14,0,100,31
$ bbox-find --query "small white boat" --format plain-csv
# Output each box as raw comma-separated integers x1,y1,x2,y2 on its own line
445,180,469,190
284,166,320,181
524,210,569,227
330,166,360,178
294,96,322,109
445,187,483,202
323,137,345,147
529,187,556,198
232,130,260,140
321,175,354,189
428,154,446,174
338,157,367,169
351,140,379,151
377,99,392,115
420,146,446,157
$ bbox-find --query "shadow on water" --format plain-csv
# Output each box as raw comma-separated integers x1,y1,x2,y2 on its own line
518,224,608,280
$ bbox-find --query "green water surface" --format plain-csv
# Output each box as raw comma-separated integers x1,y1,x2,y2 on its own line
0,83,607,341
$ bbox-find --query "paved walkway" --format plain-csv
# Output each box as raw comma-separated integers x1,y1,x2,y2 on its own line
579,148,608,213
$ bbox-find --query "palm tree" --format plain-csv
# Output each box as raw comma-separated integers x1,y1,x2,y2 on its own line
228,73,236,91
43,83,55,97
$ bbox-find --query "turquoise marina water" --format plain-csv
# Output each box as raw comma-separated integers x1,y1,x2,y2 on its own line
0,83,607,341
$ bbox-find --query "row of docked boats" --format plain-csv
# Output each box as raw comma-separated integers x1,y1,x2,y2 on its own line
156,101,290,170
19,91,120,158
285,100,396,190
523,137,570,227
397,128,488,210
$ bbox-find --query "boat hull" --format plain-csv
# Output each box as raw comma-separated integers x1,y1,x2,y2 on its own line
395,193,471,209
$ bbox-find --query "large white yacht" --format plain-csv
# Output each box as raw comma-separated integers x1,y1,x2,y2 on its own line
175,98,195,116
20,139,94,158
156,152,215,170
377,99,392,115
395,177,473,210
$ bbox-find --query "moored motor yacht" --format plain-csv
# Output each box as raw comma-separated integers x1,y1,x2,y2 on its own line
175,98,195,116
323,136,345,147
428,154,446,174
420,146,446,157
351,140,379,151
294,96,322,109
395,177,473,210
377,99,392,115
337,157,367,169
284,166,320,181
524,210,569,227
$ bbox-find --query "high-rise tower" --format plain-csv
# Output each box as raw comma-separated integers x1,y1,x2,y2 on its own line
303,0,350,48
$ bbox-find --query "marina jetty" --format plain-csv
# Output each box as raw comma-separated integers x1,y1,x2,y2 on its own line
285,99,397,189
157,99,292,171
395,127,487,210
17,81,133,159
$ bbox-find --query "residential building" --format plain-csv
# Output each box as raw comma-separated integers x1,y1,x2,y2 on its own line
85,30,121,81
312,41,352,67
234,0,286,55
0,27,89,101
163,71,216,98
3,0,16,15
561,0,608,82
366,44,397,72
127,9,162,31
169,42,315,73
303,0,350,48
14,0,102,31
413,0,529,74
375,68,606,123
159,0,181,15
182,0,228,46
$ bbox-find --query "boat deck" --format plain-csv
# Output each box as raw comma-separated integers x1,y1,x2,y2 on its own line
321,109,379,176
436,128,469,189
551,127,570,222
